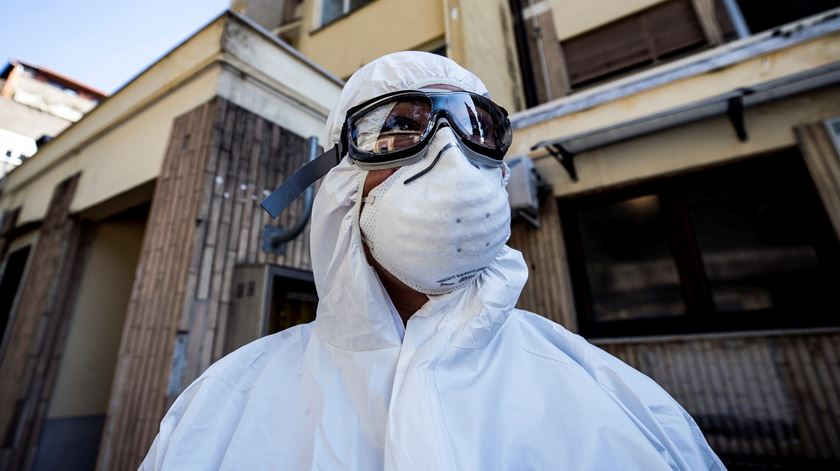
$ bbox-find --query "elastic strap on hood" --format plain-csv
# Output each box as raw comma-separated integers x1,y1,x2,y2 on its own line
261,146,341,219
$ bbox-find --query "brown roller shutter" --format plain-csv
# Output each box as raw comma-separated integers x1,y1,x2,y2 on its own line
562,0,707,88
562,15,651,87
647,0,707,57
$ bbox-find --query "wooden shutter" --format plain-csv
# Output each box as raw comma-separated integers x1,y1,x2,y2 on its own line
562,14,652,87
523,8,571,103
562,0,707,88
647,0,707,58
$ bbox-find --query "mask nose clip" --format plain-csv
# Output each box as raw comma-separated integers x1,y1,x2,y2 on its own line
404,142,457,185
404,118,484,184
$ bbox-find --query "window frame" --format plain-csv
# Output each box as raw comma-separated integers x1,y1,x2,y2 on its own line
317,0,374,29
559,150,840,338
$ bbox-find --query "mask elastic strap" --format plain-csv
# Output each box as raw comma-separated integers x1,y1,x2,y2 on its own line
260,145,342,219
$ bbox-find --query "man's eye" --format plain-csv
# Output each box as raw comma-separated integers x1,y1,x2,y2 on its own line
386,116,419,132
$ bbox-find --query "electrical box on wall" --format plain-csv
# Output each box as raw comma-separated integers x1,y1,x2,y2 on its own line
224,265,270,355
507,156,538,211
224,264,317,355
507,156,550,228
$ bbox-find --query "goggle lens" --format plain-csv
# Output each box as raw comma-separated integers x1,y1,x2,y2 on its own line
352,98,431,154
348,92,510,157
449,94,502,148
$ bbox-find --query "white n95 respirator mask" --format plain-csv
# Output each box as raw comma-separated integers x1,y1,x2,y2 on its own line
359,128,511,295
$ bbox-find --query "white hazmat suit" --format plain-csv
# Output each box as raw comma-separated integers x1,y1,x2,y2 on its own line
141,52,725,470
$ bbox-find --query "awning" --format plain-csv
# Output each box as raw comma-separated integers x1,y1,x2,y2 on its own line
530,61,840,181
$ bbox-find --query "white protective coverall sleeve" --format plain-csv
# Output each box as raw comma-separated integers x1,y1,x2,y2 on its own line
140,51,726,470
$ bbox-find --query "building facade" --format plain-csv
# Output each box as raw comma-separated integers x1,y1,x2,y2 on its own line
0,13,340,470
1,1,839,470
506,4,840,468
0,60,105,178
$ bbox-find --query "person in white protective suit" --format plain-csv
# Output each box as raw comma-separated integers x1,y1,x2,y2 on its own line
141,51,725,470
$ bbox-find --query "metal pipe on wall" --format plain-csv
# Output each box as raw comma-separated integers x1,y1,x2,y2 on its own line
721,0,751,38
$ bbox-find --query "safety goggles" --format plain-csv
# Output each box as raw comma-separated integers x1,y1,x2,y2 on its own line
260,90,512,219
345,90,511,168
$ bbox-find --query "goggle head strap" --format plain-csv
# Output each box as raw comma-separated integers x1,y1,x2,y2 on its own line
260,144,342,219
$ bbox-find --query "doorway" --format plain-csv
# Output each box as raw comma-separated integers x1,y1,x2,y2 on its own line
32,203,148,471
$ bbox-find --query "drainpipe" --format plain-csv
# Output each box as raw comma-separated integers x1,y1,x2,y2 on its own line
509,0,539,108
721,0,750,38
262,136,318,255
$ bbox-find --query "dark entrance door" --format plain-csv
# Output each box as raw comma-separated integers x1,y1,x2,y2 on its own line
0,246,31,345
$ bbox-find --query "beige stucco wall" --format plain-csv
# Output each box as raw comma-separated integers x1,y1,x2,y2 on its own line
511,31,840,155
0,18,227,225
296,0,446,79
504,28,840,197
1,68,220,225
0,12,341,226
448,0,524,112
549,0,669,40
47,211,146,418
533,86,840,197
2,20,226,196
219,18,341,142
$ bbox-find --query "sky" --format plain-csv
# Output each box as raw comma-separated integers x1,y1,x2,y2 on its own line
1,0,231,95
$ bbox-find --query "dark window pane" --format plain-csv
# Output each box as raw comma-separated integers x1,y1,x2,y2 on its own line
685,154,837,314
577,195,687,321
268,276,317,334
0,246,31,341
736,0,840,34
350,0,369,10
566,149,840,337
321,0,343,24
322,0,370,24
428,45,447,57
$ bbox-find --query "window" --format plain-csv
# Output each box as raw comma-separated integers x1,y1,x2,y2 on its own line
561,0,707,89
561,150,840,337
428,44,447,57
267,270,317,334
0,246,31,342
573,194,688,323
321,0,370,26
734,0,840,35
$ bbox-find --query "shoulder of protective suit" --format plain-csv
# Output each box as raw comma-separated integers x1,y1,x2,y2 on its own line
198,321,314,391
507,309,703,422
507,309,587,350
507,310,724,470
506,309,662,393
